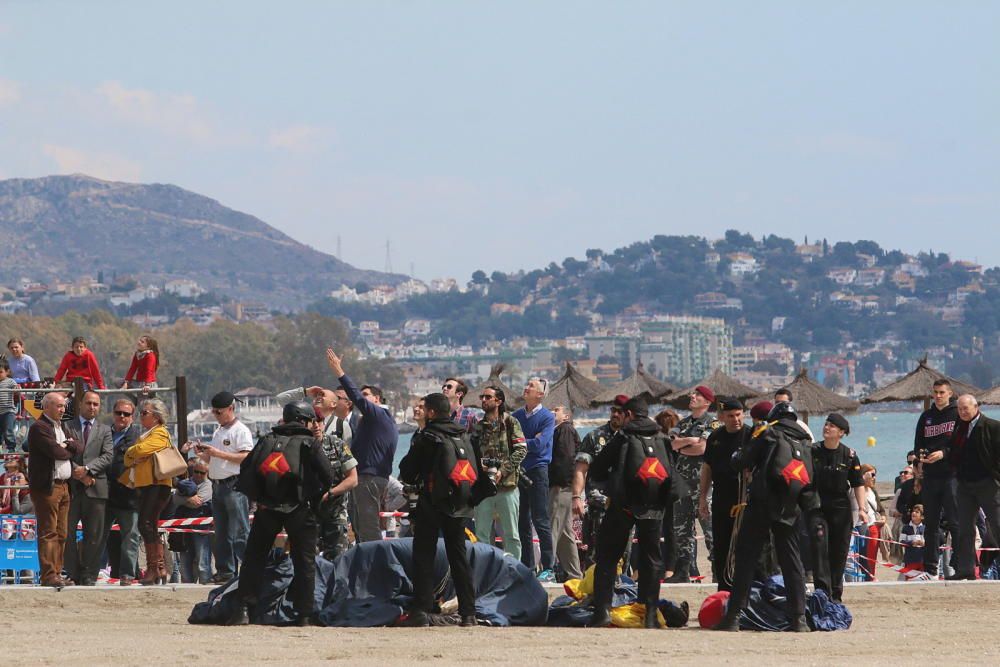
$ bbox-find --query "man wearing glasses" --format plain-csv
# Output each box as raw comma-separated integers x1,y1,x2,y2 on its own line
275,385,354,445
99,399,142,585
441,378,479,434
183,391,254,583
512,378,557,581
471,387,526,559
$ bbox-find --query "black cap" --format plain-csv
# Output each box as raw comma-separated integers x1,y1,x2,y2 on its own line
623,397,648,417
720,398,743,412
826,413,850,435
210,391,237,409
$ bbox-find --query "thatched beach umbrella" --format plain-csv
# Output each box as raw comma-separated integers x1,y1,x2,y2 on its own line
591,364,677,406
862,357,980,410
977,385,1000,406
779,369,859,422
665,368,762,410
462,363,524,408
543,362,603,412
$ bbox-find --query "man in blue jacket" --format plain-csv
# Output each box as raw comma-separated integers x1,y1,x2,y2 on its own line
512,377,556,581
326,348,399,543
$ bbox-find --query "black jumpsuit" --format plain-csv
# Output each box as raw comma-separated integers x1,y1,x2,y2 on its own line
809,442,863,602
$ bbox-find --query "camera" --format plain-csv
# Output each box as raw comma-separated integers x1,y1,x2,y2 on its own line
587,489,608,510
918,448,929,461
402,483,422,512
481,456,501,476
667,427,681,441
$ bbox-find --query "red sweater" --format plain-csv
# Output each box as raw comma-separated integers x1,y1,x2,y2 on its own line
124,351,157,383
53,349,106,389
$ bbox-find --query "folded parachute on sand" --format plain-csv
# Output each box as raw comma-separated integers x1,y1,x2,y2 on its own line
696,576,852,631
547,566,688,628
188,538,549,627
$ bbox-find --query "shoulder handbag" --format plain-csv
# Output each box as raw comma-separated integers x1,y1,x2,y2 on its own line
153,445,188,481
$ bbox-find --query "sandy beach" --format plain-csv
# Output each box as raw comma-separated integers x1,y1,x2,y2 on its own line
1,580,997,666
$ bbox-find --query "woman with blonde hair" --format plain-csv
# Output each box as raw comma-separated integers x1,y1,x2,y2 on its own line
119,398,174,585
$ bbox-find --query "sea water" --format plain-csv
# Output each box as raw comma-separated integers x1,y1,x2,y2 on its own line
391,409,1000,478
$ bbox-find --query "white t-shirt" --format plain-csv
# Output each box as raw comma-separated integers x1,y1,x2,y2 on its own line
208,420,254,481
47,416,72,481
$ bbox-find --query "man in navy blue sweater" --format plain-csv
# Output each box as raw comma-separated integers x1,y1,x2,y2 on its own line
326,348,399,543
512,377,557,580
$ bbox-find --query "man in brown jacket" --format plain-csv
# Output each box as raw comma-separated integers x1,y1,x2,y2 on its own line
28,392,82,587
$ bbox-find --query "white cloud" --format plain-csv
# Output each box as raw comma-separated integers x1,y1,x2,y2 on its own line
0,78,20,108
41,143,142,181
268,124,332,153
94,80,251,147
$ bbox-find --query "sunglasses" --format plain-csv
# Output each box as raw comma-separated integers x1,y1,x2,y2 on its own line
190,470,207,475
211,408,229,414
480,394,497,400
139,410,152,417
442,383,457,390
114,410,134,417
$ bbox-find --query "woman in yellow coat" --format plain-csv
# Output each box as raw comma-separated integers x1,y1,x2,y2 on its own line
120,398,174,585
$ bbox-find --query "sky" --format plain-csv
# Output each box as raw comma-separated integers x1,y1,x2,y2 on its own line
1,2,998,282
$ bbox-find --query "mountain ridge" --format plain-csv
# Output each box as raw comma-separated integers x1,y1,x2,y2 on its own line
0,174,403,307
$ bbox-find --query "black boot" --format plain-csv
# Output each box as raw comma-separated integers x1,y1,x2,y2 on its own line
224,603,250,626
460,615,478,627
589,605,612,627
644,603,660,629
295,613,322,627
788,614,811,632
712,611,741,632
399,609,430,627
664,563,690,584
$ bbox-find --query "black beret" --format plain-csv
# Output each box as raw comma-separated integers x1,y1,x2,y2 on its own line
826,413,850,435
720,398,744,412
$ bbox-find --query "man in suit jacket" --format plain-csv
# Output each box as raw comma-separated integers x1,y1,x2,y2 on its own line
28,392,82,587
96,398,142,584
949,394,1000,579
63,390,114,585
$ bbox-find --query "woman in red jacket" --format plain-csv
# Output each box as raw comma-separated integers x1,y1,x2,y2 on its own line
53,337,106,390
121,335,159,390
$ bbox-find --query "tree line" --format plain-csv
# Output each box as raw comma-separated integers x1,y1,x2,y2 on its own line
0,311,407,410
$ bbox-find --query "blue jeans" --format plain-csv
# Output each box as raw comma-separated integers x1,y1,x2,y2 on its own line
518,465,554,571
0,412,15,451
181,533,213,583
212,479,250,578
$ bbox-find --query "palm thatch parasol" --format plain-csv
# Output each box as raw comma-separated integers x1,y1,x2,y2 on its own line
543,362,604,412
862,357,980,410
664,368,762,410
591,363,677,406
462,363,524,408
779,368,859,421
977,385,1000,406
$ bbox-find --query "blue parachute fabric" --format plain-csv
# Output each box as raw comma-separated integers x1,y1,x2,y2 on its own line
189,538,548,627
736,576,851,632
188,548,298,625
806,588,853,631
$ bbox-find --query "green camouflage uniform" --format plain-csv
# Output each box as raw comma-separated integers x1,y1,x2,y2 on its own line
672,413,719,575
316,434,358,560
471,413,527,558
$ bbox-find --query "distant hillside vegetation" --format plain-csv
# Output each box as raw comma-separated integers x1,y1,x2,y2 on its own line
0,174,403,307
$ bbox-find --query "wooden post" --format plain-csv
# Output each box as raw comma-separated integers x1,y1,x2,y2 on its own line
176,376,188,443
72,377,85,417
